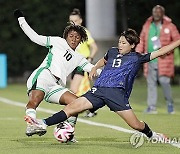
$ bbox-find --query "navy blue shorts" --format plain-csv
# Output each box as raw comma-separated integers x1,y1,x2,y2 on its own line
83,87,131,112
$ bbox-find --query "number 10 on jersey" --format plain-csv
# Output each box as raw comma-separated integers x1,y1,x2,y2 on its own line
64,50,72,61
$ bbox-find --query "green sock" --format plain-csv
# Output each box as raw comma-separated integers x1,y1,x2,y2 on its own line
67,116,78,127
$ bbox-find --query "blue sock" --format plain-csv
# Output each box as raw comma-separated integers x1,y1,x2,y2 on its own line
44,110,67,126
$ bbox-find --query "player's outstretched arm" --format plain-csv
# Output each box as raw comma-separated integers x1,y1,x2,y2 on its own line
89,58,106,80
78,58,102,76
14,9,47,46
150,39,180,60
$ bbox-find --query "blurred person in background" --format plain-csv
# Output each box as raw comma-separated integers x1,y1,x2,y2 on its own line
69,8,98,117
136,5,180,114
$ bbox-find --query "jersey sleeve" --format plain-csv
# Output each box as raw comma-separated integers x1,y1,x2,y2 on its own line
78,58,102,75
18,17,47,46
104,50,109,61
139,53,151,64
78,58,93,72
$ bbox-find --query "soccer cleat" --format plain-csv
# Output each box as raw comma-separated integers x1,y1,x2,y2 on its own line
144,106,157,114
26,124,46,136
167,104,175,114
24,116,47,136
26,124,36,136
151,132,169,141
84,111,97,118
69,136,78,143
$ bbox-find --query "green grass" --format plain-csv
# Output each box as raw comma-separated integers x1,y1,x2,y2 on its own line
0,80,180,154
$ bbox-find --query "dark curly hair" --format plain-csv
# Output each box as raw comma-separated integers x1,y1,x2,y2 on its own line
120,28,140,49
63,22,88,43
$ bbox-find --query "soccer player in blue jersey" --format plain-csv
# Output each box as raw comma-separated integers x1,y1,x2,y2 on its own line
25,29,180,139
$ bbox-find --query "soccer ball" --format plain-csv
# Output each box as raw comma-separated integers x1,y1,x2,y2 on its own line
53,122,74,143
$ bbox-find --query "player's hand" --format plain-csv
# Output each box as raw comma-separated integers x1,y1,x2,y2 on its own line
89,66,98,80
14,9,24,19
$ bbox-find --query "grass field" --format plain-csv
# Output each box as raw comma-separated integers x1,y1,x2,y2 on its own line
0,79,180,154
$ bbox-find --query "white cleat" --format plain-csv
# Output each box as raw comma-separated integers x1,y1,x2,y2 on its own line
151,132,168,141
24,116,47,136
69,136,78,143
84,111,97,118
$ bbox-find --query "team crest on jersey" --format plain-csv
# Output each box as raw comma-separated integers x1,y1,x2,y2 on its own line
117,54,123,58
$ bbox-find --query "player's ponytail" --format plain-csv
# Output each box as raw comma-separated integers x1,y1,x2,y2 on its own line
70,8,82,18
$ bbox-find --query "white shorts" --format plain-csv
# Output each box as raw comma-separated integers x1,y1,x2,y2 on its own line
27,68,68,104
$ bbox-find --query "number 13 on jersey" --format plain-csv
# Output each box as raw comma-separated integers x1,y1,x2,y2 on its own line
112,59,121,67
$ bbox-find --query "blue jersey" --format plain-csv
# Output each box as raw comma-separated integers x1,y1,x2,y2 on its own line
94,47,151,98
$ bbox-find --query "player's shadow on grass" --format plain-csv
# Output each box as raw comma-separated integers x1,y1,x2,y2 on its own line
13,137,132,149
78,137,131,149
